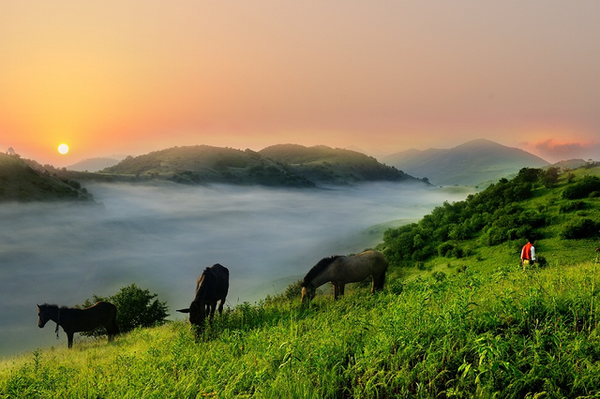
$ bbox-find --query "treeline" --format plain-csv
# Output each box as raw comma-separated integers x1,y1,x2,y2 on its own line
381,166,600,266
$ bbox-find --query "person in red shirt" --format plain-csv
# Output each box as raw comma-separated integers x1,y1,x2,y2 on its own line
521,238,536,270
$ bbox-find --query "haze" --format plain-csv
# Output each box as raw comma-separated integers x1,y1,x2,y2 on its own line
2,1,600,166
0,182,471,357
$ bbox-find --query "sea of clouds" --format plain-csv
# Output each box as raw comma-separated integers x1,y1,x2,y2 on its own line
0,181,471,356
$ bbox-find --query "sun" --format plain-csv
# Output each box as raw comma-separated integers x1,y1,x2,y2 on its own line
58,143,69,155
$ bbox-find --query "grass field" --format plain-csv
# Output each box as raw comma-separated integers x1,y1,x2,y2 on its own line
2,253,600,398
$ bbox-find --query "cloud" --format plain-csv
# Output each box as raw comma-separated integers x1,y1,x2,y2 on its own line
531,140,600,163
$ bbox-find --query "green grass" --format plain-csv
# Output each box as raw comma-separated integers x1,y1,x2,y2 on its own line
3,255,600,398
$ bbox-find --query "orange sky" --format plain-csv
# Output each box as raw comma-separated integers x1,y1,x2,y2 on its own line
1,1,599,166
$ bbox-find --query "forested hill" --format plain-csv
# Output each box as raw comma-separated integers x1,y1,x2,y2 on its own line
379,163,600,267
102,144,424,187
102,146,315,187
259,144,421,185
0,153,93,203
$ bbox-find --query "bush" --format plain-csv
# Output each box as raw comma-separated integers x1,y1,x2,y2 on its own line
559,201,588,213
562,176,600,199
561,218,600,239
438,242,455,257
78,283,169,336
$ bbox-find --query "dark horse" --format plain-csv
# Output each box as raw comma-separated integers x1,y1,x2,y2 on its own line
37,301,119,348
177,263,229,328
301,250,388,305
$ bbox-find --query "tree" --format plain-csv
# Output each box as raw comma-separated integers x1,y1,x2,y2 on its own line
540,167,559,188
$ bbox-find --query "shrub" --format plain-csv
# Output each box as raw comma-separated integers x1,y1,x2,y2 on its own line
561,218,600,239
562,176,600,199
438,242,455,257
559,201,587,213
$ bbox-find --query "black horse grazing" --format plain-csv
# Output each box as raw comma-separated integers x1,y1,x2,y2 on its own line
37,301,119,349
177,263,229,328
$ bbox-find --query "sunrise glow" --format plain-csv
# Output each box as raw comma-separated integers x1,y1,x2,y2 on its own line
58,144,69,155
0,2,598,166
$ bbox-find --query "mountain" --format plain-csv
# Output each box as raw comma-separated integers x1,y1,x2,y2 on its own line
383,139,550,186
258,144,423,185
0,153,94,202
102,145,316,187
67,157,123,172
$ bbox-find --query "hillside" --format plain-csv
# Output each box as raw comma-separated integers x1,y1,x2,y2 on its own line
384,139,550,186
259,144,423,185
102,145,315,187
0,153,94,202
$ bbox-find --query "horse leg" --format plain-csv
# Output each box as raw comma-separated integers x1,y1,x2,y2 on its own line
334,283,345,299
106,324,116,342
373,270,386,292
217,299,224,315
67,331,74,349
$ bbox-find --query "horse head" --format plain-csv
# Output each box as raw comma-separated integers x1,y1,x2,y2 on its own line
37,304,52,328
188,300,207,327
301,284,316,305
176,300,206,328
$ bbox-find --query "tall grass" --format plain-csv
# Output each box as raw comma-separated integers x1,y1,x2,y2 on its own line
2,259,600,398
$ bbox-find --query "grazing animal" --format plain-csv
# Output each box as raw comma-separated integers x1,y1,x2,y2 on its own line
301,250,388,305
37,301,119,348
177,263,229,328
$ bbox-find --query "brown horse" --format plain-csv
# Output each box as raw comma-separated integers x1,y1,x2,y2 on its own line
37,301,119,348
301,250,388,305
177,263,229,328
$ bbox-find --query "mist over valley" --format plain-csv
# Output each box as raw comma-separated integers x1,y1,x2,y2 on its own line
0,181,472,357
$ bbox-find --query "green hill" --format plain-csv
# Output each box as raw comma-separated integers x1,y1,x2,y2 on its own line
2,164,600,397
98,144,423,187
260,144,422,185
0,153,94,202
102,145,315,187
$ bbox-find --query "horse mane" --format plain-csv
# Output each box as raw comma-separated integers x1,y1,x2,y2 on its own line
39,303,59,309
39,303,76,311
195,267,216,299
301,255,342,287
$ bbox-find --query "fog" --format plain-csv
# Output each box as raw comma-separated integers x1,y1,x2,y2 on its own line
0,182,471,357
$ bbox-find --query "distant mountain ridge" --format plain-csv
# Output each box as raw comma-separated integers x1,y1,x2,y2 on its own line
383,139,550,186
67,157,123,172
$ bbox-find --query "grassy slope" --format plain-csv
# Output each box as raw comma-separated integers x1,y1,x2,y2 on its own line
2,167,600,398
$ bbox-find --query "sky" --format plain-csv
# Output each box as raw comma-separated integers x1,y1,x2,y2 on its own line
1,1,599,167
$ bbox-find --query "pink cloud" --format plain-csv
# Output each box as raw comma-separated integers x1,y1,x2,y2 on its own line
532,140,600,163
